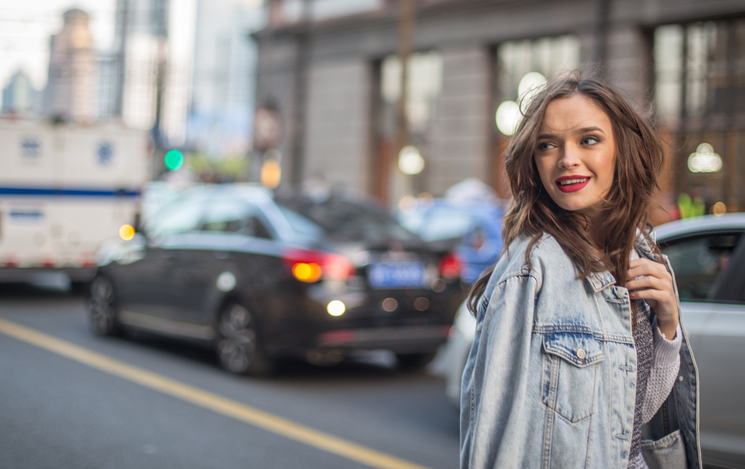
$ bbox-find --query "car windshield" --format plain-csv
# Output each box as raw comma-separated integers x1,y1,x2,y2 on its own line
414,207,475,242
277,197,419,243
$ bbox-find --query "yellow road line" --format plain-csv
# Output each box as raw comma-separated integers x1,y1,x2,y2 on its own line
0,317,432,469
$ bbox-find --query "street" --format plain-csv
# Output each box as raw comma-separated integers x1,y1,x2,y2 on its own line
0,284,460,469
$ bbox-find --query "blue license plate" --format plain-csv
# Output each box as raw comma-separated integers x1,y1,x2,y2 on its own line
368,261,425,289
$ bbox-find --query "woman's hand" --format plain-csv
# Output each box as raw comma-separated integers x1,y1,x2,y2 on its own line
625,258,679,339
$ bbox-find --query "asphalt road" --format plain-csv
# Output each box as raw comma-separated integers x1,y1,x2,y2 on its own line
0,284,460,469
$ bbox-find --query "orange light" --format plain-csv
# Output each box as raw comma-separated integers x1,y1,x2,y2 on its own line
292,262,323,282
119,224,136,241
283,249,356,283
712,201,727,216
261,159,282,189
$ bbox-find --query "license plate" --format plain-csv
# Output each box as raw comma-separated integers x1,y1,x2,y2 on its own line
367,261,425,289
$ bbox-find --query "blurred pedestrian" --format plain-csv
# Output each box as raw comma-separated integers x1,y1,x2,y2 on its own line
460,72,700,468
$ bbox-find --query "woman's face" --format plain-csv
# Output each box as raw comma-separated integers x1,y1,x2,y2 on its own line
533,94,616,214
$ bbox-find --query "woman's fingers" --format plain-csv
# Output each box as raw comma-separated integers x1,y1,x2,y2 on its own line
626,258,678,324
625,273,668,292
627,258,669,280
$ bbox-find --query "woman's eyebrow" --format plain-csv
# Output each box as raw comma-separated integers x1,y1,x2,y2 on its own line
536,126,606,140
577,126,606,135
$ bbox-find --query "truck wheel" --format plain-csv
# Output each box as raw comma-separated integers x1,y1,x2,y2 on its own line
216,303,273,376
88,276,121,336
396,352,437,369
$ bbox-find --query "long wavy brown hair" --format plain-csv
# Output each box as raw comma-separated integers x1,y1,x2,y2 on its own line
468,71,664,314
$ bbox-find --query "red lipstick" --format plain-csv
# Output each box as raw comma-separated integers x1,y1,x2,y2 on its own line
555,175,590,193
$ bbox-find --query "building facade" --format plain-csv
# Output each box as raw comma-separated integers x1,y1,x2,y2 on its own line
187,0,264,160
99,0,196,148
2,70,40,116
254,0,745,218
44,9,97,122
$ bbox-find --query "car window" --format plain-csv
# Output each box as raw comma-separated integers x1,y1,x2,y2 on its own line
418,208,474,242
396,210,426,234
249,216,273,240
278,198,418,243
200,198,275,240
201,199,252,233
146,198,205,237
659,232,742,301
276,205,324,239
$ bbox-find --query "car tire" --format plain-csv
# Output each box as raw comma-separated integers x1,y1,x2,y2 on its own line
88,276,122,337
396,351,437,369
216,303,274,376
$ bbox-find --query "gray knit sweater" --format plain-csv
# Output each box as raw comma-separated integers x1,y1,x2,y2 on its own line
627,252,683,468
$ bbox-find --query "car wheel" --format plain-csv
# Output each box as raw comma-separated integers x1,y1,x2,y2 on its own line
396,352,438,369
216,303,273,376
88,276,121,336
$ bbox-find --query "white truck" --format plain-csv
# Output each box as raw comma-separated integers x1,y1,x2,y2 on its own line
0,119,150,287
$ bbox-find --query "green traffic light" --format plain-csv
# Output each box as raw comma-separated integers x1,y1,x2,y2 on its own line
164,149,184,171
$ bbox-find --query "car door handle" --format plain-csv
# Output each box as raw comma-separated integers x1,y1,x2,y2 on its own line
214,251,231,260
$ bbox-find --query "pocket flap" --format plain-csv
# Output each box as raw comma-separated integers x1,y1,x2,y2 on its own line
543,333,604,367
641,429,687,468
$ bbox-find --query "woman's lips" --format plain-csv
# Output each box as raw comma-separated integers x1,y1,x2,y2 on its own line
555,176,590,193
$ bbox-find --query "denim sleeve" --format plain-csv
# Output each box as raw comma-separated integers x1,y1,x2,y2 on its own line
460,272,539,469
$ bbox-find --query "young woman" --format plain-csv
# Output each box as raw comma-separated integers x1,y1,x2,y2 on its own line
460,73,701,469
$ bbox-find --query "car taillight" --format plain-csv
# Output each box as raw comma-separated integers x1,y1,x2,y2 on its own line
438,252,462,279
283,249,356,283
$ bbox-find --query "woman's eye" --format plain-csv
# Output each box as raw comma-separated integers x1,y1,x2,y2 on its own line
537,142,553,151
582,136,600,145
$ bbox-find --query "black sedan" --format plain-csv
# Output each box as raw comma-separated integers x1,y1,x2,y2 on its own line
88,184,466,375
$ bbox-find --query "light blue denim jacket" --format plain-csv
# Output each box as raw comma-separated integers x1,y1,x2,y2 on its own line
460,233,701,468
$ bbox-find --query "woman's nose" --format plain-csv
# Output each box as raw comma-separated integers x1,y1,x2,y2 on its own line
558,146,581,168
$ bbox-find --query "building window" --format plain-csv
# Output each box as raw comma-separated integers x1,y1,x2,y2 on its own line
374,51,442,203
654,19,745,215
654,21,745,125
495,35,580,106
654,25,684,125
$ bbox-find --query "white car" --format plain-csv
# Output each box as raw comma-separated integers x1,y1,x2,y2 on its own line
443,213,745,468
443,299,477,408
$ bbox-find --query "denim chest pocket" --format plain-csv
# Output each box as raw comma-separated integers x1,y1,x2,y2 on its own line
541,332,605,423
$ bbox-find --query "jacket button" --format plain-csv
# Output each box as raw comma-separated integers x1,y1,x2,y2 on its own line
576,348,587,360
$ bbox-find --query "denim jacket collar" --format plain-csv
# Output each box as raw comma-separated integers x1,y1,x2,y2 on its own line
586,271,616,292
